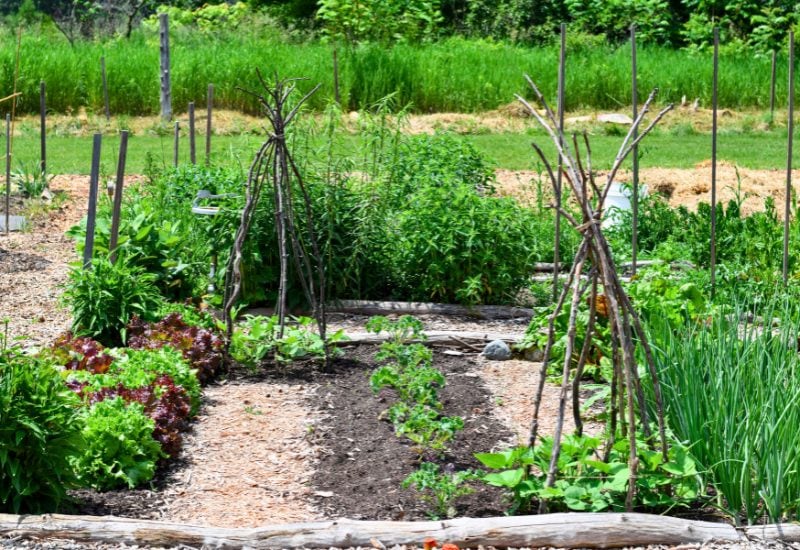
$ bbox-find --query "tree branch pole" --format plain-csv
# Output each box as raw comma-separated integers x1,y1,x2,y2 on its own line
518,73,672,511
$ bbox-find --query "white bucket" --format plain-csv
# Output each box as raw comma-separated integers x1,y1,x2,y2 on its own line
603,182,647,227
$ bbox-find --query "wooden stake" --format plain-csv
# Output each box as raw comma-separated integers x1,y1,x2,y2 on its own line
553,22,566,302
159,13,172,121
39,81,46,174
101,56,110,121
4,114,9,237
631,24,640,274
83,134,102,268
109,131,128,264
333,46,341,105
710,27,719,295
206,84,213,164
173,121,179,167
189,101,196,164
784,31,795,285
771,49,778,119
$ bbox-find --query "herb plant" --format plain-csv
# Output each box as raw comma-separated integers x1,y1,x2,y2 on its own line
61,257,163,346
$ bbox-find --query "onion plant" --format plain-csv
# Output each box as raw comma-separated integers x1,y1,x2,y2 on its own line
648,304,800,524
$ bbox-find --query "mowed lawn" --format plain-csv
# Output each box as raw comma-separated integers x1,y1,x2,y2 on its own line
4,130,797,175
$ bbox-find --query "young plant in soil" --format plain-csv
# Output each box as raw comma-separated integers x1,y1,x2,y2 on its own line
367,315,464,456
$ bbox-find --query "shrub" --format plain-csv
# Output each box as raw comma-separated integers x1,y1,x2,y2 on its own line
0,344,85,513
61,258,163,346
71,397,164,490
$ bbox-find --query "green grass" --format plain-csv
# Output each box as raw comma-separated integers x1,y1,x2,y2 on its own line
0,28,793,115
8,130,798,175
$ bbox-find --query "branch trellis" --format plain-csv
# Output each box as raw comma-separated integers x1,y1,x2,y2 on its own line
223,75,328,360
518,75,672,512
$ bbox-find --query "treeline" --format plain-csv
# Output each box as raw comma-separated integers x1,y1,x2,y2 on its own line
0,0,798,53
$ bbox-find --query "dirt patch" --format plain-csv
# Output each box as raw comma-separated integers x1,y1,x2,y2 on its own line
310,346,513,521
495,163,793,217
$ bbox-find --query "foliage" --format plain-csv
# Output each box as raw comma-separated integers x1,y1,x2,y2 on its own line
648,304,800,524
317,0,443,44
47,332,115,374
61,257,163,346
475,434,700,514
371,134,548,304
70,397,164,490
12,161,52,198
143,2,249,33
367,316,463,455
0,33,792,117
56,335,199,459
0,337,84,513
402,462,477,519
127,313,224,384
67,164,243,301
229,314,345,368
69,375,192,459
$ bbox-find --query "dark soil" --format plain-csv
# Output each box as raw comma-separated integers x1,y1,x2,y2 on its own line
309,346,513,520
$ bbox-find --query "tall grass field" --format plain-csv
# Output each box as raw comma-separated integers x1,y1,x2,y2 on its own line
0,29,791,115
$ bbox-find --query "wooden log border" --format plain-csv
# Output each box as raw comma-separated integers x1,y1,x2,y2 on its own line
328,300,534,320
1,513,798,549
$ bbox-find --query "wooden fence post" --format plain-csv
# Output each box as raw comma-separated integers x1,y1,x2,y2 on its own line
173,121,179,167
4,114,9,237
159,13,172,121
109,131,129,264
206,84,213,164
189,101,196,165
784,32,795,285
83,134,102,268
101,56,110,121
40,81,46,175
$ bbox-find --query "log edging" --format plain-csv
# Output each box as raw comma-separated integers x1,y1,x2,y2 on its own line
2,512,798,549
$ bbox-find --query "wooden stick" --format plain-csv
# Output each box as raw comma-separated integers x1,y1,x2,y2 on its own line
40,81,46,175
206,84,213,164
784,31,795,285
631,24,640,274
159,13,171,121
173,121,179,167
109,131,128,264
189,101,196,165
328,300,533,320
711,27,719,293
83,134,102,268
101,55,110,121
4,114,9,236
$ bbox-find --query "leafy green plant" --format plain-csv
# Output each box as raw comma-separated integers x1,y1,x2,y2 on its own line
61,257,163,346
388,403,464,453
402,462,477,519
67,347,201,414
12,161,52,198
0,338,85,513
70,397,164,490
475,434,700,514
230,315,345,368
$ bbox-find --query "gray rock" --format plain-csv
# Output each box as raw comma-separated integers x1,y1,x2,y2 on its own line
482,339,512,361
